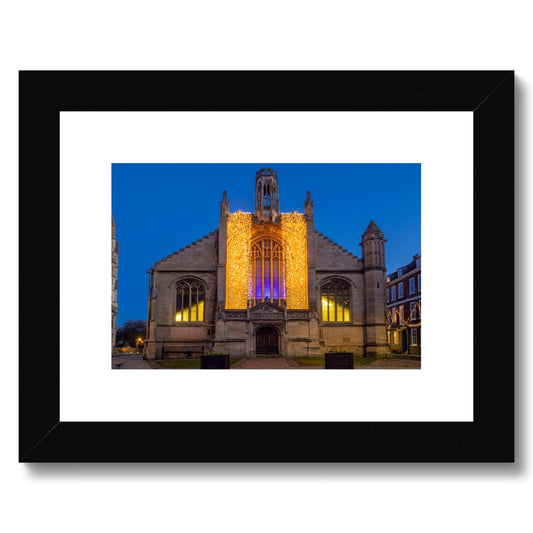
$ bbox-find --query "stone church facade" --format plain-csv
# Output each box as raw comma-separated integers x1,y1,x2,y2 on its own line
144,168,389,359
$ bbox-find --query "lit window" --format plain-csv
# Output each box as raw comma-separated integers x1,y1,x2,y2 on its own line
409,278,416,294
411,329,418,345
250,238,285,306
321,279,350,322
399,305,404,324
175,279,205,322
391,286,396,300
398,283,404,298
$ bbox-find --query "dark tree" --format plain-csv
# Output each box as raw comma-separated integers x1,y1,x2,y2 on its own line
116,319,146,347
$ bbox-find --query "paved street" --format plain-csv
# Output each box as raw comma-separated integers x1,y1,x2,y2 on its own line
357,357,421,369
112,353,159,369
231,357,302,369
111,354,421,369
232,356,420,369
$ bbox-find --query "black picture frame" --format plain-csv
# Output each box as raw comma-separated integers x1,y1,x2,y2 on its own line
19,71,514,462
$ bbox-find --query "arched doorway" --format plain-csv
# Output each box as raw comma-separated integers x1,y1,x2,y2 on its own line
256,327,279,355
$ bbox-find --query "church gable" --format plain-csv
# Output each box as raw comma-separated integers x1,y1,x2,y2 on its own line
155,230,218,271
143,167,389,360
249,300,284,320
314,231,362,270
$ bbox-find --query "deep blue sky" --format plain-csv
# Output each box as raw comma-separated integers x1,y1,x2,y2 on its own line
112,163,420,326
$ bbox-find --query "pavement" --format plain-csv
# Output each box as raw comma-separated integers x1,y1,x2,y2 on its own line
359,356,421,369
111,354,310,369
112,353,160,369
231,357,302,369
111,354,421,369
232,356,421,369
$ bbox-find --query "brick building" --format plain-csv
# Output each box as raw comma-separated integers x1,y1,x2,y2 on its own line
386,254,421,355
143,168,390,359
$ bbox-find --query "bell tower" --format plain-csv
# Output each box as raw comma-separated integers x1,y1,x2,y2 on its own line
254,168,280,222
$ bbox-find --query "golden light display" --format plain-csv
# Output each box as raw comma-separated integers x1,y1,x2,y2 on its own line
387,301,421,329
281,212,308,309
226,211,252,309
226,211,308,309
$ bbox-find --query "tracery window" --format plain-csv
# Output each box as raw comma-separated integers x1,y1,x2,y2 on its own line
175,278,205,322
321,278,351,322
250,238,285,306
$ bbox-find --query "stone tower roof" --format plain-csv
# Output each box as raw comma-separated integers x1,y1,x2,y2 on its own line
363,219,383,235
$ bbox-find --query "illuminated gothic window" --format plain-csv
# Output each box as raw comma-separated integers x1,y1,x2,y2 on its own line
321,278,351,322
250,238,285,306
175,278,205,322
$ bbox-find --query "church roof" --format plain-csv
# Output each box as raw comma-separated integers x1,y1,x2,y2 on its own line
256,167,277,179
153,230,218,267
314,230,358,259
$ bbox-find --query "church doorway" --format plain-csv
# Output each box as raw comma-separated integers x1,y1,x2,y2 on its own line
256,327,279,355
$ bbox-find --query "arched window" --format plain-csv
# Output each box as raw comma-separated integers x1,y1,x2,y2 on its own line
175,278,205,322
250,238,285,306
321,279,351,322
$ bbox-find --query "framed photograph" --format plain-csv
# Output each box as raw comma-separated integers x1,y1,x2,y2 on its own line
19,71,514,462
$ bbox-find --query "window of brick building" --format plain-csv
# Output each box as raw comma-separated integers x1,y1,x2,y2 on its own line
409,277,416,294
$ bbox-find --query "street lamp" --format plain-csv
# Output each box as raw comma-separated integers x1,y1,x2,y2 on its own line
136,337,143,352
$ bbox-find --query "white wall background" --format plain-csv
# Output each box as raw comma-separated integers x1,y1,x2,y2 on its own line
1,2,529,533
